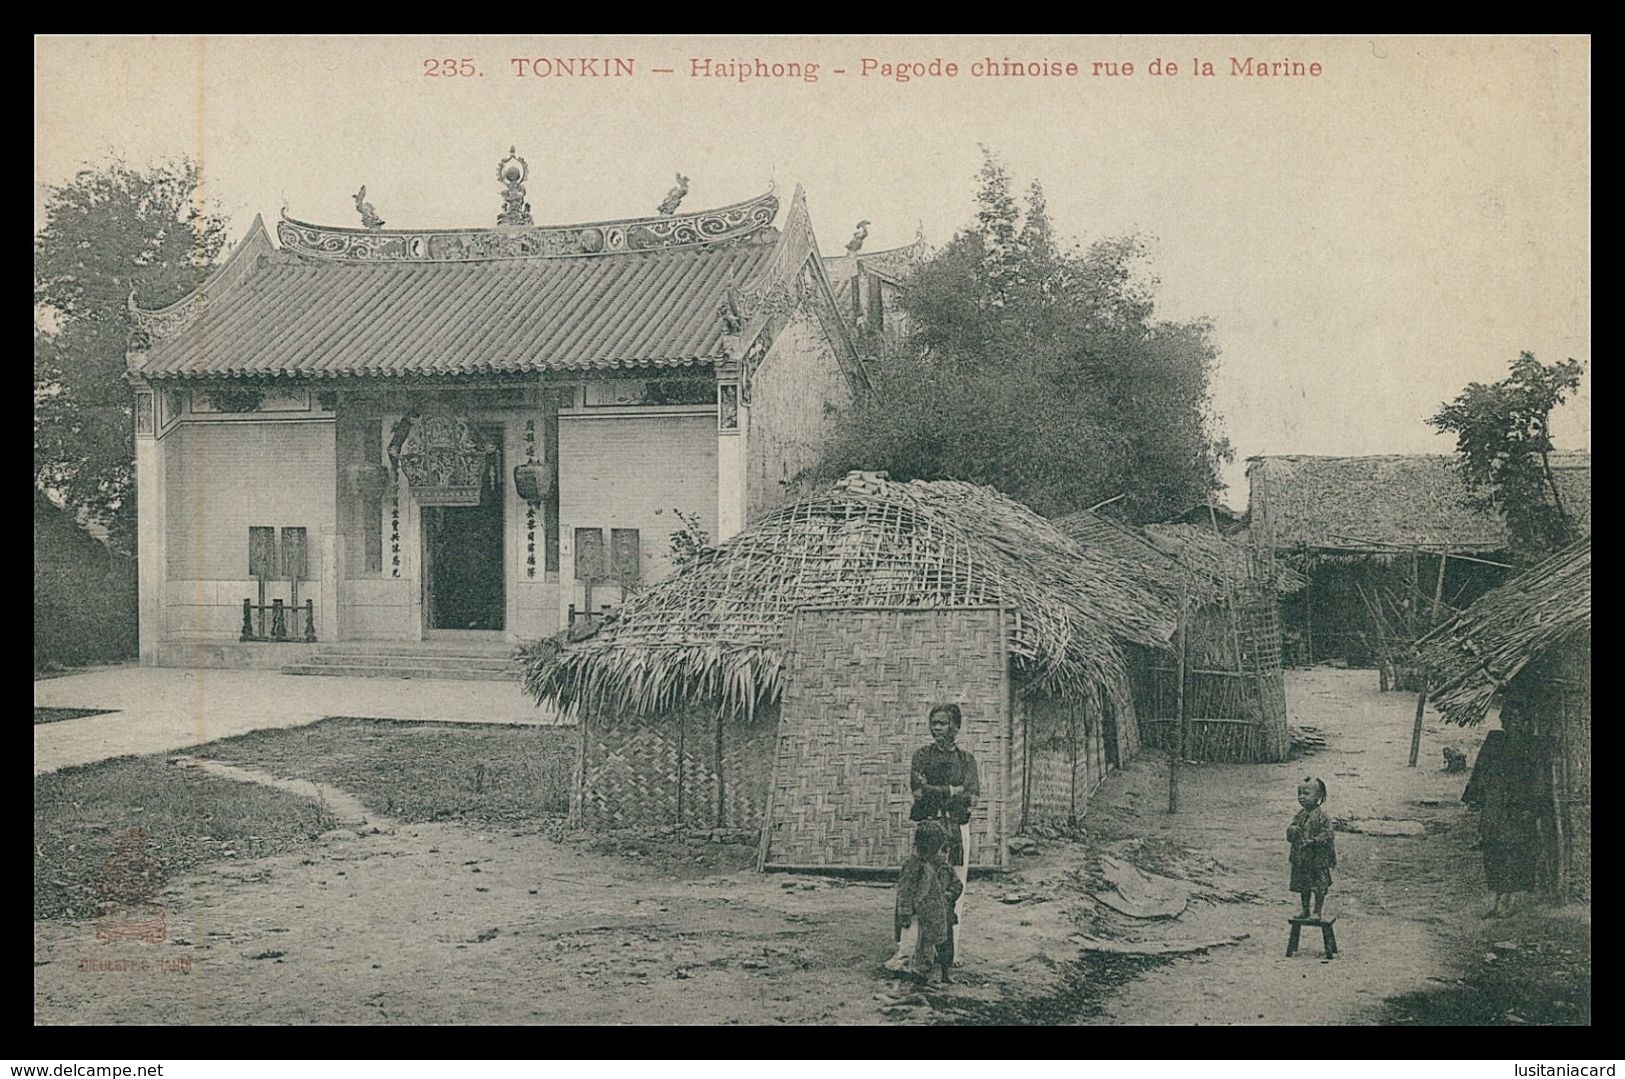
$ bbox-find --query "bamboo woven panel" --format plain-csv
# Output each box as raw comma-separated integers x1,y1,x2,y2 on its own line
1111,691,1140,764
576,710,686,829
1082,698,1104,803
576,706,731,829
677,708,722,832
722,707,778,828
1022,695,1077,826
1026,747,1075,826
764,608,1009,869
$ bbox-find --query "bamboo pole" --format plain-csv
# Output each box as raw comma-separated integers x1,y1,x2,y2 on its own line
1429,552,1447,623
1553,693,1570,900
1169,604,1188,814
1409,553,1447,767
1305,586,1315,665
1407,681,1428,768
1321,533,1516,570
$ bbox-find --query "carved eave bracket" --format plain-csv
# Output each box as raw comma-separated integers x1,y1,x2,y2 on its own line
277,188,780,263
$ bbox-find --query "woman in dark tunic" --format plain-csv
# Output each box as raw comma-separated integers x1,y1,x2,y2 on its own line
1462,730,1550,917
909,703,979,950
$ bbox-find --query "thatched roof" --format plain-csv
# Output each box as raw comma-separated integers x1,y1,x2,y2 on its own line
521,472,1177,721
1051,511,1307,607
1142,522,1309,598
1050,511,1186,599
1247,453,1591,555
1165,502,1247,535
1417,538,1591,725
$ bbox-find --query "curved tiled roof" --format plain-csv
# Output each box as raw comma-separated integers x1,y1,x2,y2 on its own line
128,189,817,380
131,242,775,380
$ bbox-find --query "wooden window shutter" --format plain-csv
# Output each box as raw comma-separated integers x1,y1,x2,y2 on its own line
610,528,641,588
574,528,605,580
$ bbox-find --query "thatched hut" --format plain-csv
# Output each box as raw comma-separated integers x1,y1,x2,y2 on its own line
1417,539,1591,897
521,472,1176,870
1247,453,1591,676
1054,510,1307,763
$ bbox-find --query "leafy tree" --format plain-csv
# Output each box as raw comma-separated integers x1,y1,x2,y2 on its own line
816,148,1229,522
34,159,230,553
1428,352,1585,558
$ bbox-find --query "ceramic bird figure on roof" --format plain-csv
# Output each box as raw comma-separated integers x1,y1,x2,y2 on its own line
353,186,385,231
658,173,689,216
846,220,871,254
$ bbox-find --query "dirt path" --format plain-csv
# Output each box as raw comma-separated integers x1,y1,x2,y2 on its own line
1066,667,1520,1024
34,669,1584,1025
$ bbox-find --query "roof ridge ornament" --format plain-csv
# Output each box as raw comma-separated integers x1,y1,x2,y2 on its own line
497,147,533,227
354,186,385,231
276,188,780,263
658,173,689,216
845,220,870,254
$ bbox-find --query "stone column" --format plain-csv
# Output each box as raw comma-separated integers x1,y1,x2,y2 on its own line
132,385,167,665
321,529,342,643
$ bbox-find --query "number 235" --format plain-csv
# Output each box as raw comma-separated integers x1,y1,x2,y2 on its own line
424,58,478,77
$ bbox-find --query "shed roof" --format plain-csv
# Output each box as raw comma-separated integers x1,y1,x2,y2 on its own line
1417,538,1591,725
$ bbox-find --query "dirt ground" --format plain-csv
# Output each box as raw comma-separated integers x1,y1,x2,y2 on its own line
32,667,1590,1025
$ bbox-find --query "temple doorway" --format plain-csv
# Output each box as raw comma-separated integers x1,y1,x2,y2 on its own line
421,425,505,634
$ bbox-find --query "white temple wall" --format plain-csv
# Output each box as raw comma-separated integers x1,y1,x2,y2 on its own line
161,419,335,639
557,411,718,623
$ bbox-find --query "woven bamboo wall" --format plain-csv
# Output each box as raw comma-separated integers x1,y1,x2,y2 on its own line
1109,688,1139,766
1021,694,1095,827
1133,584,1291,763
763,607,1009,869
1088,698,1109,799
575,704,778,830
1500,639,1591,895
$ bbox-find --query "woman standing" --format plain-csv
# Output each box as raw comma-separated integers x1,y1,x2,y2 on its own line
909,703,979,949
1462,729,1551,916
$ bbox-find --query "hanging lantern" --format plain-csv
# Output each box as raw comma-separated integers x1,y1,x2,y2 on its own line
512,459,551,506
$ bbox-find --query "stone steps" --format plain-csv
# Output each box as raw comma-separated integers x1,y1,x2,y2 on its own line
283,644,521,681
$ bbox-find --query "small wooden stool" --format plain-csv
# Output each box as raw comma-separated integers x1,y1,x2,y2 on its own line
1286,916,1338,958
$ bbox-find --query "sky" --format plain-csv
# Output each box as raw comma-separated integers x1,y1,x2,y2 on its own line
34,35,1590,503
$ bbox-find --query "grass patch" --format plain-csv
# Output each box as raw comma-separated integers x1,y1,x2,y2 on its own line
34,707,116,725
199,718,577,826
1380,908,1592,1025
34,756,340,921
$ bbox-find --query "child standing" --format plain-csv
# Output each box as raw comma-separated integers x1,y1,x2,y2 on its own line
1287,776,1336,919
890,820,964,984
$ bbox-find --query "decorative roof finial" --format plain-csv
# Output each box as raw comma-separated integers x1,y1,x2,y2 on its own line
496,146,532,227
658,173,690,216
353,186,385,231
846,220,871,255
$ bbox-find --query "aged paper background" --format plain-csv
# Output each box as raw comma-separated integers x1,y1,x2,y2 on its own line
35,34,1590,497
